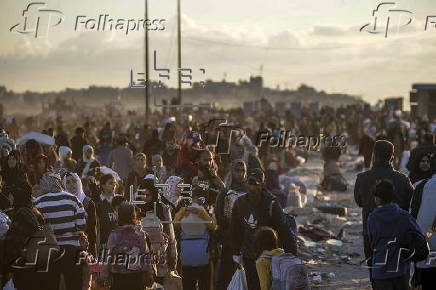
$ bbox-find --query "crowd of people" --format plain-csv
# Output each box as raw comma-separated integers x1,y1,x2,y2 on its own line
0,100,435,290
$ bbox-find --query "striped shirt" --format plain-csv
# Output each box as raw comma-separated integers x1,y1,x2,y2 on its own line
34,191,86,247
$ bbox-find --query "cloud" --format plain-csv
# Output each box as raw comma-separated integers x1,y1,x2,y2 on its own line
267,30,301,48
0,13,435,106
311,25,352,37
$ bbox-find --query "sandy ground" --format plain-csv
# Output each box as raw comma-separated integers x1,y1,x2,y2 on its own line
292,153,372,289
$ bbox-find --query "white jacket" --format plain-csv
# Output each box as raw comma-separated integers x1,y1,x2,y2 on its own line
416,174,436,268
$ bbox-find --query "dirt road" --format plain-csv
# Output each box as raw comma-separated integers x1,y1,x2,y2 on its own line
292,154,372,289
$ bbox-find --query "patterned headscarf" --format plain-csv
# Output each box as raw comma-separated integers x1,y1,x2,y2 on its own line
163,176,183,206
40,172,63,195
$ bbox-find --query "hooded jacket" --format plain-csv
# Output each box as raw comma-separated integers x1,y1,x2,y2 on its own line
367,203,424,279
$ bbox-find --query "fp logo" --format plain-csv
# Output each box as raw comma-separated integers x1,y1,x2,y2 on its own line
201,119,245,155
10,2,64,38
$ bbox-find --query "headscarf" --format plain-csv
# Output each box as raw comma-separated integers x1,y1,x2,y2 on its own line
238,134,258,162
224,159,247,192
176,131,204,169
81,145,96,178
59,146,72,164
82,145,95,163
135,152,146,161
163,176,182,206
1,150,28,188
144,174,158,184
62,172,86,203
40,172,63,195
409,153,433,184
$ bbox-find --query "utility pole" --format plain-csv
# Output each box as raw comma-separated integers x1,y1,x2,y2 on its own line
145,0,150,122
177,0,182,106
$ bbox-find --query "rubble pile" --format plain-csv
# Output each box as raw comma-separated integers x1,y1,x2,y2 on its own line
285,187,364,286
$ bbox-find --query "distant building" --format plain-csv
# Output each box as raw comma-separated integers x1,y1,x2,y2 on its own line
384,97,404,112
410,84,436,120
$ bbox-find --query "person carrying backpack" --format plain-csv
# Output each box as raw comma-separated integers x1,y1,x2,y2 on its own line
231,168,297,290
137,178,177,286
103,202,154,290
174,187,216,290
255,227,309,290
255,227,284,290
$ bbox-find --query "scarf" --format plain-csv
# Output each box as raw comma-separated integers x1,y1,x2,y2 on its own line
40,172,63,194
81,145,96,178
58,146,72,165
62,172,87,203
163,176,182,206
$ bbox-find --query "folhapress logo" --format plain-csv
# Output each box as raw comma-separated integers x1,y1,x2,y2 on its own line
10,2,64,38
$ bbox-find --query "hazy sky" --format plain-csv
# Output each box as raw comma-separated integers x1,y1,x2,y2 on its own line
1,0,436,104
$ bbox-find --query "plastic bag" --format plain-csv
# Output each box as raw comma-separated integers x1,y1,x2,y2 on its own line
227,268,248,290
2,279,16,290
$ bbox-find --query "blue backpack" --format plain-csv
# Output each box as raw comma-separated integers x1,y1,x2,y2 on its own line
180,230,210,266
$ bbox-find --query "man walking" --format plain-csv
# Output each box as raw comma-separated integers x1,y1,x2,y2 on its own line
354,140,414,279
231,168,296,290
107,136,133,180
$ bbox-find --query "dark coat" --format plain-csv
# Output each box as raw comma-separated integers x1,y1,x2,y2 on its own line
231,189,296,259
354,161,414,235
3,207,43,265
70,135,89,162
95,197,117,245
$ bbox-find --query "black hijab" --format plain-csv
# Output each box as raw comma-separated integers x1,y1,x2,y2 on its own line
409,153,433,184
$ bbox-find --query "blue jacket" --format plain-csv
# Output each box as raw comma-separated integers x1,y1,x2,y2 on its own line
367,203,424,279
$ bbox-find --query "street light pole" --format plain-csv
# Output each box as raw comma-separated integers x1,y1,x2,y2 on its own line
177,0,182,106
145,0,150,122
